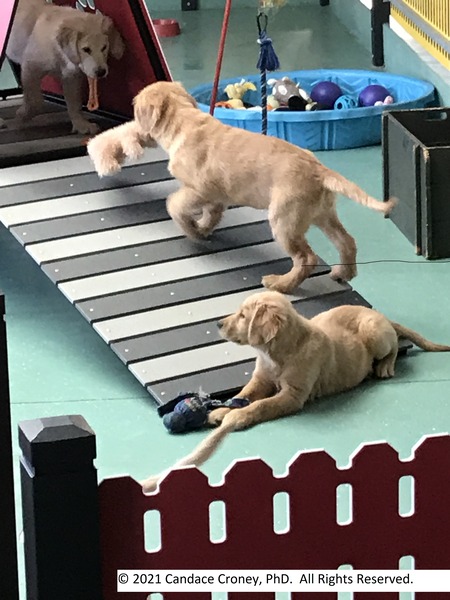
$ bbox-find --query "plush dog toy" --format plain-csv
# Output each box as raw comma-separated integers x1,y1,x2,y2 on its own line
159,391,249,433
260,0,286,7
268,76,318,111
215,78,257,109
86,120,156,177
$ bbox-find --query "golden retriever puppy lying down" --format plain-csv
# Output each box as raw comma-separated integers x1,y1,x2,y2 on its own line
6,0,124,134
87,81,397,294
141,291,450,492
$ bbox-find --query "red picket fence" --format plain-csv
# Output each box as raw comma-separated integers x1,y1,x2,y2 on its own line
99,434,450,600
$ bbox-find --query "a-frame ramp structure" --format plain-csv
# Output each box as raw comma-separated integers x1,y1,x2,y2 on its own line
0,0,17,67
0,149,411,407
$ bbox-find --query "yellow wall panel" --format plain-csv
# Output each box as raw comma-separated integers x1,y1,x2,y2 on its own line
391,1,450,69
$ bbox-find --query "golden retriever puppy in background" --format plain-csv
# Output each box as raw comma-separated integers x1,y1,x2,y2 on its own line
141,292,450,492
130,81,396,294
6,0,124,134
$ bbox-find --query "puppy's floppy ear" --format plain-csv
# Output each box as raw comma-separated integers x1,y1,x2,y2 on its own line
172,81,198,108
133,87,158,131
134,84,174,132
248,303,286,346
56,25,81,65
101,16,125,60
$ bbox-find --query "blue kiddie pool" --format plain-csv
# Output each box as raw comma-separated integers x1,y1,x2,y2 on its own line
190,69,436,151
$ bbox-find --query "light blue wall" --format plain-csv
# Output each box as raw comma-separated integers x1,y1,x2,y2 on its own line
146,0,322,13
327,0,450,104
382,26,450,105
325,0,372,53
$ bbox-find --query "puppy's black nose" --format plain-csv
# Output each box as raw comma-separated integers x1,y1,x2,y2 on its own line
96,67,107,78
217,320,223,329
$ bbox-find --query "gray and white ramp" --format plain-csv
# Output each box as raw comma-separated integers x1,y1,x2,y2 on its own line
0,147,378,406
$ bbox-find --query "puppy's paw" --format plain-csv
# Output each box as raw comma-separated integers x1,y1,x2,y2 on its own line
330,264,357,282
193,224,214,239
175,220,206,241
374,359,395,379
96,157,123,177
72,120,100,135
15,105,36,122
122,138,144,160
261,274,294,294
222,408,253,431
207,407,231,427
87,151,123,177
87,138,124,177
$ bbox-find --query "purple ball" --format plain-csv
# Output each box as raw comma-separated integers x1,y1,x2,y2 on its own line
359,84,390,107
310,81,343,110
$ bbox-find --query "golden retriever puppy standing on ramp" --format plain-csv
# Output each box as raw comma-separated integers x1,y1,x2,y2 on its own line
129,81,397,294
141,292,450,493
6,0,124,134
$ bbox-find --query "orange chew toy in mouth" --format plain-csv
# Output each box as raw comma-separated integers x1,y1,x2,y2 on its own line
87,77,99,111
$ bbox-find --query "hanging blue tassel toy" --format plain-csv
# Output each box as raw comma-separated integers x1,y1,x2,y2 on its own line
256,11,280,134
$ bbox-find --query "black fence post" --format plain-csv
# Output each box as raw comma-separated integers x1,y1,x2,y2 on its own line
19,415,103,600
371,0,391,67
0,293,20,599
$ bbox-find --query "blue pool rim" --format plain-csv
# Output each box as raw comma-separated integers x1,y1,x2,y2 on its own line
189,69,436,150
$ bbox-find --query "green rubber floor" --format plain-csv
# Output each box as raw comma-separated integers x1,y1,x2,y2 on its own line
1,5,450,597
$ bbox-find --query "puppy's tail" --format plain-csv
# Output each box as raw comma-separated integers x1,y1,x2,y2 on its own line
141,419,236,493
391,322,450,352
323,169,397,215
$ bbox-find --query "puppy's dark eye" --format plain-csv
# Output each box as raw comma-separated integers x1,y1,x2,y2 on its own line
101,45,107,52
82,47,92,54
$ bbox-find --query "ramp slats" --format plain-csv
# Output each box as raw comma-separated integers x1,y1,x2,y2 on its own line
0,146,392,406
